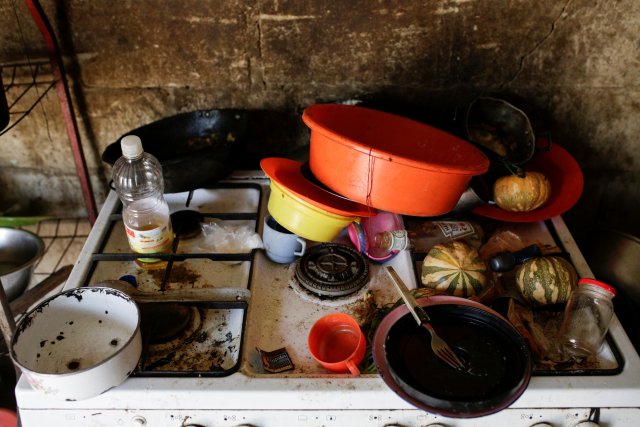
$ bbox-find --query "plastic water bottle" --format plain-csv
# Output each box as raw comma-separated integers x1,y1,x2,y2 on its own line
112,135,174,268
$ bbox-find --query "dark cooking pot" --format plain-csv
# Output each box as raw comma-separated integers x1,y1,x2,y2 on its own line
373,296,532,418
466,97,535,166
102,109,249,193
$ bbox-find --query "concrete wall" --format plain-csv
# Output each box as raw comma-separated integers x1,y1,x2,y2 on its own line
1,0,638,245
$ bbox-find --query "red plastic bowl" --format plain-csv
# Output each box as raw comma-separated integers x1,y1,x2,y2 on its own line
303,104,489,216
472,140,584,222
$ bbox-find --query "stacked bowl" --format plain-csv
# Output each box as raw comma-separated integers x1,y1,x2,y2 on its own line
261,104,490,243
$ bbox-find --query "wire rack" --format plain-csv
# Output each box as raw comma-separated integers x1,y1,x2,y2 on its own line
0,59,55,137
18,218,90,288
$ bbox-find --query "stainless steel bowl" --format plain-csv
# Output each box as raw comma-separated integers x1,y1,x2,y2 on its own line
0,227,44,301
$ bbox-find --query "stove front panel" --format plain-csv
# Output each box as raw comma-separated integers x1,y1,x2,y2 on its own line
16,407,640,427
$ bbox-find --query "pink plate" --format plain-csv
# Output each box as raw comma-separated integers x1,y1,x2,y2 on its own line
472,140,583,222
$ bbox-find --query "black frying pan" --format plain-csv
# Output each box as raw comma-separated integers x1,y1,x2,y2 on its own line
1,72,9,132
102,109,249,193
373,296,532,418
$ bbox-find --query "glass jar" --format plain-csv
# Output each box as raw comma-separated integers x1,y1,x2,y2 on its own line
560,278,616,359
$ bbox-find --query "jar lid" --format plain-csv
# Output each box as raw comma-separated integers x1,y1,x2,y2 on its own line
578,278,616,296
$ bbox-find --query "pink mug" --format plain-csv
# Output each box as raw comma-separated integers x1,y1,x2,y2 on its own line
308,313,366,376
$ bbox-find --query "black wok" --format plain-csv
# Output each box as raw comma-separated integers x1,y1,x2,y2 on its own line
373,295,532,418
1,72,9,132
102,109,249,193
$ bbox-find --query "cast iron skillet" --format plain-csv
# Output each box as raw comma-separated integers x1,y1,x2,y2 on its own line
373,296,532,418
102,109,248,193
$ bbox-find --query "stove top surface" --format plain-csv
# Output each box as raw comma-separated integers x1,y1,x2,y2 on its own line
14,173,640,425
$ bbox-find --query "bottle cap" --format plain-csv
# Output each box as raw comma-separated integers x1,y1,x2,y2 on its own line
578,278,616,296
121,135,144,159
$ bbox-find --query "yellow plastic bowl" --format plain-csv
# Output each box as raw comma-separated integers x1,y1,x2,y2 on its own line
268,180,359,242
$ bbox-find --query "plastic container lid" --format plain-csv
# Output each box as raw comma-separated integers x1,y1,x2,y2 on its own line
0,408,17,427
578,278,616,296
120,135,144,158
472,139,584,223
260,157,375,217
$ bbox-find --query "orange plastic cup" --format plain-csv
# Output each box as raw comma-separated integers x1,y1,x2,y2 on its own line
308,313,366,376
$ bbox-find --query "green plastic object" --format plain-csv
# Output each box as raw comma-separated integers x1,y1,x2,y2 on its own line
0,216,50,228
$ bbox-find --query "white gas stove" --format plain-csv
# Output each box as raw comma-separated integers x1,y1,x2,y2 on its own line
15,172,640,426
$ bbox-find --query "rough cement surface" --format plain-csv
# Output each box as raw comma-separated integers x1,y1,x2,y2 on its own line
0,0,639,242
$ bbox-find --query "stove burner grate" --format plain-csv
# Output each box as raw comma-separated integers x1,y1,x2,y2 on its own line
295,243,369,297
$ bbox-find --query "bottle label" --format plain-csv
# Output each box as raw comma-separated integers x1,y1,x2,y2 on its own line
434,221,475,239
386,230,410,251
125,223,173,262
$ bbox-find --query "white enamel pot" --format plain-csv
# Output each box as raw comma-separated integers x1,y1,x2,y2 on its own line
10,287,142,401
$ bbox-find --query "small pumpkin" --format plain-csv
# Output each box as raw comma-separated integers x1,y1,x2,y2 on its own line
493,171,551,212
515,256,577,306
421,241,488,298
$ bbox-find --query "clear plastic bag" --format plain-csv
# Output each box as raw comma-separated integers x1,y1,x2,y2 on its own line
200,219,264,253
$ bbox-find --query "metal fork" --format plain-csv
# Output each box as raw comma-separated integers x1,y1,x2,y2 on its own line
385,266,465,370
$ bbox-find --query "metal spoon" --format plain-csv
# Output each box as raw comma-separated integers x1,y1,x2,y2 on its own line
91,280,250,304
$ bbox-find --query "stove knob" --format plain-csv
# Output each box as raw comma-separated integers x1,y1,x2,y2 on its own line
131,415,147,426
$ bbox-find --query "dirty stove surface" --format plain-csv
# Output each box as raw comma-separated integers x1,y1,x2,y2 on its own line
14,173,640,427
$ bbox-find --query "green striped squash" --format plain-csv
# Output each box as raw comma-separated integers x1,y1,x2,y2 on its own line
515,256,577,306
421,241,488,298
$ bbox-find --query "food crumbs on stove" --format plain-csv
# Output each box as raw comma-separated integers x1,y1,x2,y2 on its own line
110,339,119,346
225,332,233,341
104,311,108,314
195,332,208,343
67,360,80,370
98,320,102,323
56,335,65,341
167,264,200,285
36,353,40,358
39,340,46,348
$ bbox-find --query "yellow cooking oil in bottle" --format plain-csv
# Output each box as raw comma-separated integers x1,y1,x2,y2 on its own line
112,135,174,269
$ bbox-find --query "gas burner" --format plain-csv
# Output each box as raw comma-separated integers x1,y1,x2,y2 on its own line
295,243,369,297
140,304,202,353
171,210,203,239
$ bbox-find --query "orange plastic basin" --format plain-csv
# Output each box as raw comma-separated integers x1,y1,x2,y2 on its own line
302,104,490,216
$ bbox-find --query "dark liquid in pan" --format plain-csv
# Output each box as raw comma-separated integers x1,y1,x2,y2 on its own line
386,305,527,402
